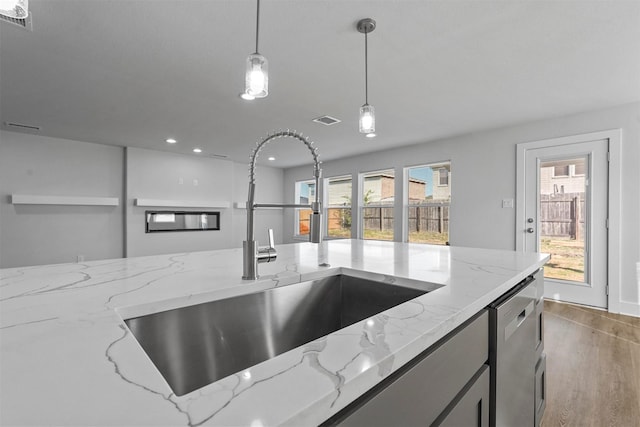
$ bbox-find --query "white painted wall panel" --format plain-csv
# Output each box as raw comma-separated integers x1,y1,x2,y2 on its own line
0,131,124,267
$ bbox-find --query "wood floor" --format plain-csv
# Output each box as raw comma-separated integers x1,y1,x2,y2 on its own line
541,300,640,427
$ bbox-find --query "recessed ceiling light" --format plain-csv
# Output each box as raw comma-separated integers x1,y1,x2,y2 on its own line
193,148,202,153
268,156,275,161
240,93,255,101
365,133,376,138
166,138,177,144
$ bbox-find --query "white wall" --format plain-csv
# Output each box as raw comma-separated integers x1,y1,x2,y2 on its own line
125,147,236,257
283,103,640,313
126,147,284,257
0,131,124,267
0,132,285,267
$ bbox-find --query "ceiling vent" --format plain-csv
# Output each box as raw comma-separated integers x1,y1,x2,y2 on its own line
312,115,341,126
4,121,41,131
0,12,32,31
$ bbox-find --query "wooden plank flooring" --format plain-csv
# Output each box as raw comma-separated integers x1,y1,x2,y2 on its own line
541,300,640,427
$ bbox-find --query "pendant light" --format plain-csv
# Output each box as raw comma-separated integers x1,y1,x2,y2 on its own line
357,18,376,136
244,0,268,99
0,0,28,19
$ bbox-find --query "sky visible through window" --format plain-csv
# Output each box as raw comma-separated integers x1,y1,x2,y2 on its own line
409,166,433,198
298,182,314,202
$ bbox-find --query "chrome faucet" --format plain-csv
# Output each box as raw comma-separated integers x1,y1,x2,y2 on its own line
242,130,322,280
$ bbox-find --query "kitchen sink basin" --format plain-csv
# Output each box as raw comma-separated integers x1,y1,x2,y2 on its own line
124,274,438,396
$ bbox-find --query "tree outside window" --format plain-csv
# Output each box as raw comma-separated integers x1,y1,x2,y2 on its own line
326,176,352,238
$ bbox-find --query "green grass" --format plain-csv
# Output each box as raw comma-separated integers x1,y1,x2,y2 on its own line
540,237,585,282
327,228,351,238
363,229,394,241
361,229,449,245
409,231,449,245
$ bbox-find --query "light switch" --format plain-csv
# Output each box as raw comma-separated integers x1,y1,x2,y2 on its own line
502,199,514,208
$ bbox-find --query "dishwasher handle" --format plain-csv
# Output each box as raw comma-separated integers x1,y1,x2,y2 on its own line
504,300,535,342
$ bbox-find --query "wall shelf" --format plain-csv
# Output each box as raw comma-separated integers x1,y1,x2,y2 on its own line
134,199,230,209
11,194,120,206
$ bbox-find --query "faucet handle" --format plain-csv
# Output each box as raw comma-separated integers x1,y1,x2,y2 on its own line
257,228,277,264
267,228,275,249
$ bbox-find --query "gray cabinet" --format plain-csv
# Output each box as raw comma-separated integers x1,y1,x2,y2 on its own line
437,365,490,427
324,311,489,426
489,268,546,427
534,272,546,427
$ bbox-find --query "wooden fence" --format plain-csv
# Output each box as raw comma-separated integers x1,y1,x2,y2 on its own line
540,193,584,239
362,202,450,233
363,206,395,231
408,203,449,233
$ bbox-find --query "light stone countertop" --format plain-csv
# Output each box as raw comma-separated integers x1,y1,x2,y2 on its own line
0,240,548,426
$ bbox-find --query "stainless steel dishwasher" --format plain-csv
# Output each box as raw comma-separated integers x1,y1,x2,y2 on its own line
489,271,540,426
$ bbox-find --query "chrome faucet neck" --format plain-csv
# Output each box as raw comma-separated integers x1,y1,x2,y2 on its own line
243,130,323,280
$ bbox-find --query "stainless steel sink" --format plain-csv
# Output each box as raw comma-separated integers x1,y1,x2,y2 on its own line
125,274,436,396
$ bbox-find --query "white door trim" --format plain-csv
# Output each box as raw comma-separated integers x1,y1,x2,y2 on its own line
516,129,622,313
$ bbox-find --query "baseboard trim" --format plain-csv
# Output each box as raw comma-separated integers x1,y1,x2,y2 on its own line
619,301,640,318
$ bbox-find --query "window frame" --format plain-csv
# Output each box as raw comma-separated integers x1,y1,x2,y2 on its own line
324,175,353,240
293,179,315,238
359,168,396,242
404,161,452,246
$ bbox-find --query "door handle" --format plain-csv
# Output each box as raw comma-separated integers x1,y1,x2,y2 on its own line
526,228,535,233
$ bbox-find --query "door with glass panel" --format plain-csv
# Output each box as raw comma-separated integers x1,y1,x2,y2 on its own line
523,139,608,308
406,163,451,245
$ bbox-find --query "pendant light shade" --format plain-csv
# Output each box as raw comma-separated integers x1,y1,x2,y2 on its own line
357,18,376,136
245,53,268,98
244,0,268,99
0,0,28,19
359,104,375,134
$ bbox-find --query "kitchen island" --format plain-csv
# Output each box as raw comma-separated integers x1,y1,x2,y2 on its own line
0,240,548,426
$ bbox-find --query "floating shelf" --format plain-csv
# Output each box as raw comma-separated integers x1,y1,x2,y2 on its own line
11,194,120,206
135,199,230,209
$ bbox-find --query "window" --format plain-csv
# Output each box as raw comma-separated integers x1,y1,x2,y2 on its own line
573,160,586,176
326,176,352,238
294,180,314,237
438,168,449,186
406,162,450,245
361,169,395,241
553,165,570,177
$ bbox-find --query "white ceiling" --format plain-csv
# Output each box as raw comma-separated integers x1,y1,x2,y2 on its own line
1,0,639,168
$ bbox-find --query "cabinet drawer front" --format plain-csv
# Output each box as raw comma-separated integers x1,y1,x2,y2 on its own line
438,365,490,427
334,311,489,427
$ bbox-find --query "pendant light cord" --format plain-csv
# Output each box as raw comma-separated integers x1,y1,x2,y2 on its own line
364,29,369,105
255,0,260,53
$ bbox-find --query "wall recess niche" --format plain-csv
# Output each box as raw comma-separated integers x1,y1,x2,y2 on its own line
145,211,220,233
